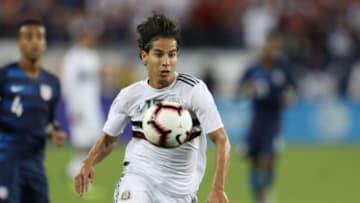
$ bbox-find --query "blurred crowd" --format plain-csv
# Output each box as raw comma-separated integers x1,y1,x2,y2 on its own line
1,0,360,100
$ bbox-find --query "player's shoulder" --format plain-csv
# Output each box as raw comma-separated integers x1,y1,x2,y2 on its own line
0,62,18,72
0,62,20,79
122,80,145,92
244,64,265,78
41,68,59,80
177,73,203,88
113,80,146,101
40,68,61,87
247,64,263,73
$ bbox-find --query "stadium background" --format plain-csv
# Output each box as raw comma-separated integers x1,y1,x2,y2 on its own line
1,0,359,202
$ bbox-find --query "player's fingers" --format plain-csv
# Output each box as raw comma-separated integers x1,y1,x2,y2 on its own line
89,169,95,180
83,174,89,193
58,137,65,146
75,175,83,196
57,133,65,144
51,133,61,146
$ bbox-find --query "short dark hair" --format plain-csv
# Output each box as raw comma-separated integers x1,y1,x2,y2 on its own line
17,19,45,37
136,12,180,54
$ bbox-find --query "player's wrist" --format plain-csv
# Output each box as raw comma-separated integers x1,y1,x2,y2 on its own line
211,185,225,191
52,121,60,131
82,157,95,168
46,121,61,137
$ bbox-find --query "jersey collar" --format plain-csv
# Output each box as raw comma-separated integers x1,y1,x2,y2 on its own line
145,72,178,92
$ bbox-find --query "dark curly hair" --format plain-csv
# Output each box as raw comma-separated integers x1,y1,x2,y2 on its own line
136,12,180,54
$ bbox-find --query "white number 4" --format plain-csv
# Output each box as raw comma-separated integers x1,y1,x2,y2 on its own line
11,96,23,117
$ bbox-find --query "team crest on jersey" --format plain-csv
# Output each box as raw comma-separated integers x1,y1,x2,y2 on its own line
120,190,131,200
40,84,52,101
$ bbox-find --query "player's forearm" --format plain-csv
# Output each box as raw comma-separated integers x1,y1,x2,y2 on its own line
209,129,231,190
92,135,118,165
83,134,119,167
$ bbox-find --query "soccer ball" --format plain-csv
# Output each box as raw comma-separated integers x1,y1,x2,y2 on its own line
142,101,193,148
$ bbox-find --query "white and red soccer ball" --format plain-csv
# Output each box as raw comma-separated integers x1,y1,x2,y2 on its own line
142,101,193,148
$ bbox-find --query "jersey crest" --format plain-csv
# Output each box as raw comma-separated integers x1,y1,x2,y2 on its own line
40,84,52,101
120,190,131,200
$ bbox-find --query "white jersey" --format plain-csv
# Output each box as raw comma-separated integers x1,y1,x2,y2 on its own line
103,73,224,196
62,46,103,146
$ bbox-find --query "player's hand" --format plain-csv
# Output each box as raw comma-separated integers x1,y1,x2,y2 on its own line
75,164,95,197
50,130,66,147
206,188,229,203
282,86,296,106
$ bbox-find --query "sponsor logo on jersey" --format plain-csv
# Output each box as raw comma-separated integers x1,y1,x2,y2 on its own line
40,84,52,101
10,85,24,93
135,103,147,114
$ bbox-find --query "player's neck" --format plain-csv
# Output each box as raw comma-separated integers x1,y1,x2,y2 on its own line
149,76,175,89
19,57,41,78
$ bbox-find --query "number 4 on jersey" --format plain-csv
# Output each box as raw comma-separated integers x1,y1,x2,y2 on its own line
11,96,23,117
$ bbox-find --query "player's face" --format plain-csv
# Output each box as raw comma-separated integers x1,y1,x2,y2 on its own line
142,38,178,89
262,38,279,63
17,25,47,62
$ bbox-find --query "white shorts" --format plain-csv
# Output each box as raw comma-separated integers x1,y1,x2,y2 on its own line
113,173,197,203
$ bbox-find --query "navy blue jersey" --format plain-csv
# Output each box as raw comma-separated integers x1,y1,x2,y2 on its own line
242,64,294,139
0,63,61,161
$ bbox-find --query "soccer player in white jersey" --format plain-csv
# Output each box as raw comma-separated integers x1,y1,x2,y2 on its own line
75,13,231,203
62,22,104,178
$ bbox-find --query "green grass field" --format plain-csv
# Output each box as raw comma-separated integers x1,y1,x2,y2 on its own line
46,145,360,203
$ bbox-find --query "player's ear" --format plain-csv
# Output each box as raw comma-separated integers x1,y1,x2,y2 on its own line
141,50,148,66
16,37,22,50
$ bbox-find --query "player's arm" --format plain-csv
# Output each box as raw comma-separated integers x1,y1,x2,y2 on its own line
207,127,231,203
190,80,231,202
239,80,259,97
282,85,296,106
75,133,119,196
83,133,119,166
47,78,66,146
282,71,297,106
237,68,267,99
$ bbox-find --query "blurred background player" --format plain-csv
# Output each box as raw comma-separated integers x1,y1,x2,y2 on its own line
74,13,231,203
61,15,104,179
0,19,66,203
238,34,296,203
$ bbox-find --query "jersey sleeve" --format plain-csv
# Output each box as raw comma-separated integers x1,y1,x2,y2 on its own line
48,77,62,123
102,90,130,136
190,81,224,134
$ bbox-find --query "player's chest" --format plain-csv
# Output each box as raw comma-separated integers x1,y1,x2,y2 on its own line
3,80,54,105
257,69,286,88
128,91,191,121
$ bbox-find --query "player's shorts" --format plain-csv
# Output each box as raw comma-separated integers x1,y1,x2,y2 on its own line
113,173,197,203
242,134,282,158
0,158,49,203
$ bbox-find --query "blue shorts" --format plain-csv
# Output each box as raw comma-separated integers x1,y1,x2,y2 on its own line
0,158,49,203
243,134,279,159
